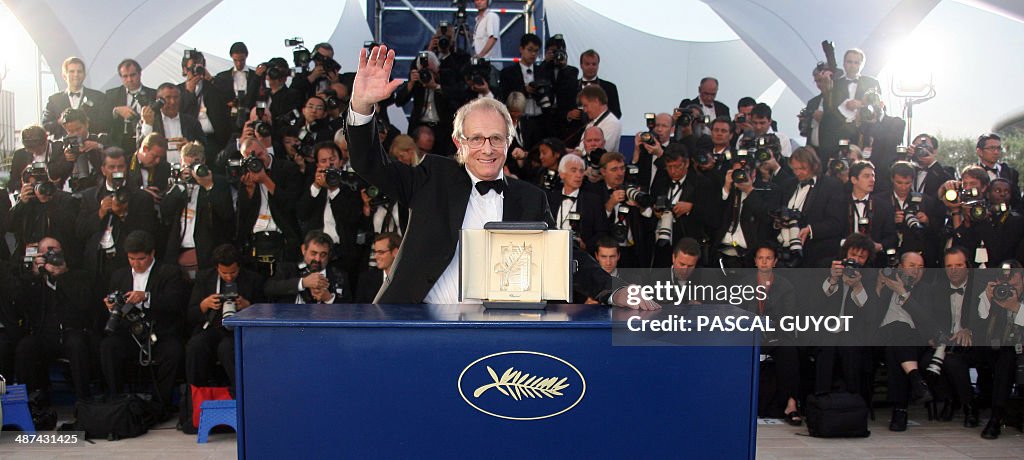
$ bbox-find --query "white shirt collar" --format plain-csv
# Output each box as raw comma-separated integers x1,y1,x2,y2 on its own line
133,259,155,278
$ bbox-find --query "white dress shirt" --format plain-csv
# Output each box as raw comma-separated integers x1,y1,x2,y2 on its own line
132,259,155,309
311,184,342,243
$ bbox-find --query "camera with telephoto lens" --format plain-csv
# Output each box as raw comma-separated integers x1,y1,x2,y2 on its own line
540,169,560,191
251,120,272,138
553,50,568,67
63,135,81,157
911,140,933,162
639,132,656,147
437,21,451,49
993,263,1016,302
313,52,341,73
242,155,264,174
529,79,554,109
171,162,210,186
366,185,392,208
676,109,694,128
963,200,1001,222
611,206,631,244
904,192,925,229
858,89,883,123
625,186,655,208
207,281,240,330
694,150,714,168
110,171,130,204
655,210,673,247
417,52,433,84
586,148,607,170
842,258,863,278
731,167,750,184
103,291,148,336
23,162,55,198
771,208,804,264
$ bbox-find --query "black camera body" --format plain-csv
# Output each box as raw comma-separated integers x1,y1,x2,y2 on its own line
639,132,657,146
529,79,554,109
242,156,265,174
611,206,631,243
770,208,803,229
417,52,433,85
842,258,863,278
540,169,560,191
110,171,130,204
366,185,392,208
994,280,1015,302
23,162,55,198
104,291,145,335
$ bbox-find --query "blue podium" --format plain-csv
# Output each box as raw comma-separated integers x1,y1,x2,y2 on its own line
226,304,759,459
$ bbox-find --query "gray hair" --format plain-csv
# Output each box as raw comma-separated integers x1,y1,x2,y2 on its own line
558,153,585,173
452,97,514,165
506,91,527,113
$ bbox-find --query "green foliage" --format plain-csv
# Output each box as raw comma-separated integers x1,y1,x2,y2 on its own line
935,133,1024,176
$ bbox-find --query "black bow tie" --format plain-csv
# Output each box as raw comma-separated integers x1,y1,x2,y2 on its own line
562,194,577,202
582,80,596,86
800,178,815,188
475,179,506,196
704,103,714,108
951,287,965,296
69,92,81,98
853,199,869,205
982,165,998,174
525,68,533,75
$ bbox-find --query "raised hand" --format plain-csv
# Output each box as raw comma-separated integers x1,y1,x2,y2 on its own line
351,45,406,116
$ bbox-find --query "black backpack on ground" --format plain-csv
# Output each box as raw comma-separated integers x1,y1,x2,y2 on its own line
74,394,160,440
804,392,871,438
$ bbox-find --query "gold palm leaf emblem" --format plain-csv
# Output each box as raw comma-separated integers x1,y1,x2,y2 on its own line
473,366,570,400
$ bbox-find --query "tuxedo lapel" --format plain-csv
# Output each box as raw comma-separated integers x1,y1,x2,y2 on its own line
448,170,473,237
502,178,522,221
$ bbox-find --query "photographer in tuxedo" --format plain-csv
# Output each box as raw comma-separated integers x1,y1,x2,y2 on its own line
297,142,364,278
650,145,719,267
345,45,654,309
213,42,261,117
127,133,171,200
975,133,1021,211
264,230,351,304
633,113,673,192
397,50,456,157
14,237,99,401
679,77,729,136
106,58,157,152
48,109,104,193
8,162,80,265
841,161,897,265
8,126,52,193
547,154,608,252
832,49,881,144
887,161,943,266
178,51,231,154
904,134,953,198
185,243,263,392
42,57,110,138
235,137,303,277
776,147,845,267
712,160,772,268
577,85,621,153
140,83,207,163
597,152,656,269
99,230,187,412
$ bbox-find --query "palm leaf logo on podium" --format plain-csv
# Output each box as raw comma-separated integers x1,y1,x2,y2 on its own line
494,243,532,291
473,366,569,400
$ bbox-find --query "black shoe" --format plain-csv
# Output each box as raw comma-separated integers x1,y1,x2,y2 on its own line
981,418,1001,439
911,378,933,405
890,408,908,432
964,403,980,428
939,400,954,421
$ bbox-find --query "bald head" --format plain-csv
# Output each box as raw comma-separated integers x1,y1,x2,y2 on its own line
582,126,605,153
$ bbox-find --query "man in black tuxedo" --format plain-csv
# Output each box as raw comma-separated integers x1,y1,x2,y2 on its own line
140,83,207,163
500,34,546,141
712,162,772,268
632,114,672,192
263,59,305,121
297,142,364,277
178,51,232,154
8,164,80,265
832,49,882,146
650,146,719,267
566,49,621,144
14,237,99,401
906,134,953,198
595,152,656,269
213,42,262,119
887,161,943,266
356,233,400,303
547,154,608,252
99,230,187,410
161,142,235,276
48,109,104,193
923,247,982,425
76,148,158,284
345,46,653,308
776,147,845,267
42,57,110,138
955,178,1024,267
800,66,838,155
975,133,1021,211
185,243,263,391
679,77,730,135
858,108,905,195
106,58,157,152
235,137,303,277
841,161,898,266
264,230,352,303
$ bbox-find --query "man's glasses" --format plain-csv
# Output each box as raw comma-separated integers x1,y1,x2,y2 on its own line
460,135,507,149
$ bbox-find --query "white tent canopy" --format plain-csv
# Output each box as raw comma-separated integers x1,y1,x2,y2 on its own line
7,0,1024,140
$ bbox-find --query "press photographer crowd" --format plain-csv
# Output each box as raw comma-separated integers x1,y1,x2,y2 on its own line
0,9,1023,442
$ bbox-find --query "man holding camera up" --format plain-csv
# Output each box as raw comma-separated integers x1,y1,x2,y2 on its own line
398,50,456,157
178,50,231,155
128,133,171,200
940,166,1020,267
42,57,110,138
100,230,187,412
235,137,303,277
832,49,881,145
597,152,655,268
736,103,792,160
975,133,1021,211
14,237,97,401
292,43,343,100
633,114,672,192
185,244,262,394
162,142,235,277
297,142,364,278
9,126,53,194
264,230,352,303
140,83,207,164
713,159,771,268
972,260,1024,439
76,148,158,284
262,58,305,120
905,134,953,199
651,146,718,267
9,162,80,264
888,161,943,265
106,59,158,152
49,109,104,193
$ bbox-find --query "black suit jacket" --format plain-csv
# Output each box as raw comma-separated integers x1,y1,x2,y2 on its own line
839,193,899,266
187,266,265,332
161,176,236,269
919,161,954,199
355,268,384,304
915,275,980,344
107,262,188,338
347,118,617,304
235,158,303,257
678,97,730,120
42,88,110,137
151,112,208,147
651,172,720,246
105,85,157,151
268,86,304,122
75,185,158,274
127,155,172,191
954,210,1024,266
263,263,352,304
712,188,773,258
8,191,81,265
213,68,261,109
17,268,98,333
546,188,609,251
297,182,364,273
777,176,846,267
